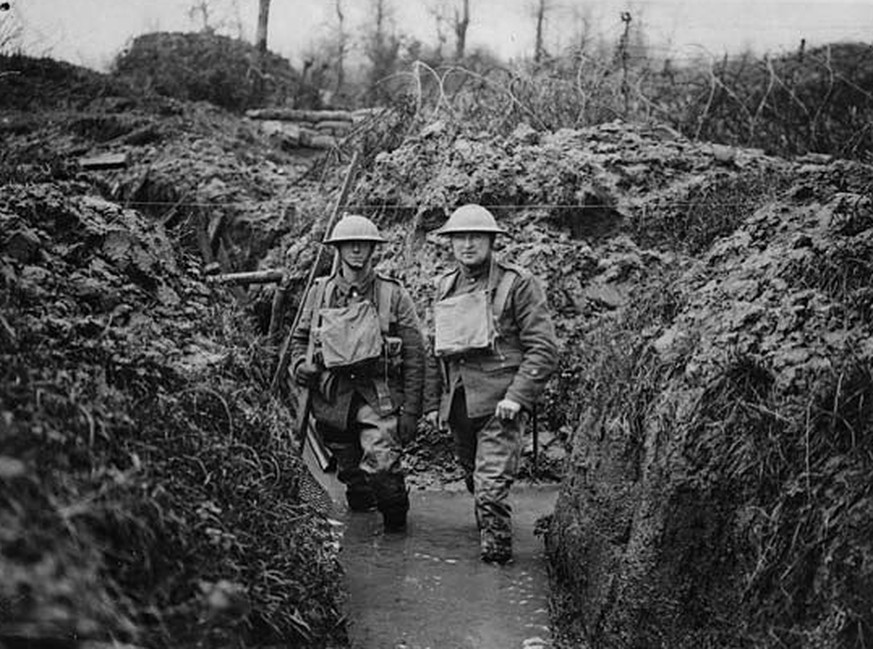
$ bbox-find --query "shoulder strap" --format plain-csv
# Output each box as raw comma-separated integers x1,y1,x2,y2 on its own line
375,277,394,335
313,276,331,311
436,269,459,300
305,277,330,363
492,266,521,321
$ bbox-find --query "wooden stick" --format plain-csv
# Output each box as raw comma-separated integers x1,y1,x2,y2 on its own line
270,150,361,395
206,269,285,286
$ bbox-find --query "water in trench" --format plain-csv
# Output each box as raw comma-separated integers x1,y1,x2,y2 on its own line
305,444,558,649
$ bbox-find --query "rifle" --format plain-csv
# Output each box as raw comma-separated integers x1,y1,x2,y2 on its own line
272,151,360,466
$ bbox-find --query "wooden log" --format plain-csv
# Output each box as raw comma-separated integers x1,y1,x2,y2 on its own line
206,269,285,286
306,134,337,149
315,120,353,133
78,152,129,170
245,108,353,123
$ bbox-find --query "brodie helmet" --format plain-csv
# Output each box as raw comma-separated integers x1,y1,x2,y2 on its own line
434,204,506,236
324,214,387,244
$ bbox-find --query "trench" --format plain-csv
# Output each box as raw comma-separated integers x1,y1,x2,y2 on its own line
304,443,559,649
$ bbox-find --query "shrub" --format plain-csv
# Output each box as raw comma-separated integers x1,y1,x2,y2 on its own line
112,32,301,112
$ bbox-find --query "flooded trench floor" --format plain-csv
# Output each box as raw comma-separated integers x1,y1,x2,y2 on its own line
305,443,559,649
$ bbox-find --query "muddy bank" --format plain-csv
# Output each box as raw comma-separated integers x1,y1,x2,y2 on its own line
545,164,873,647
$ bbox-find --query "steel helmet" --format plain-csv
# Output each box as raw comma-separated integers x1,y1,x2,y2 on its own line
324,214,387,245
434,204,506,236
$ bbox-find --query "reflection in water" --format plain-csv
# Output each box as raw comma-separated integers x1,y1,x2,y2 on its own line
339,488,558,649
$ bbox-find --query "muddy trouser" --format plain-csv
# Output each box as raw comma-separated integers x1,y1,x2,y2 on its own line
318,394,408,518
448,387,523,554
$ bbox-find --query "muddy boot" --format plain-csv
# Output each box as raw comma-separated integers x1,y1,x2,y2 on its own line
382,507,408,533
373,472,409,532
479,528,512,564
346,488,377,512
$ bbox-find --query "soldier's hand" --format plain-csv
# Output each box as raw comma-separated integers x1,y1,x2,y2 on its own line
294,361,320,387
424,410,442,430
398,412,419,445
495,398,521,420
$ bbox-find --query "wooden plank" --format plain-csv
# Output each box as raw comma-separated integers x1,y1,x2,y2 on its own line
206,269,285,286
78,152,129,170
246,108,353,123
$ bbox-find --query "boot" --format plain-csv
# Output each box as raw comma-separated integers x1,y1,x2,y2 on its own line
346,488,377,512
480,528,512,564
382,508,407,533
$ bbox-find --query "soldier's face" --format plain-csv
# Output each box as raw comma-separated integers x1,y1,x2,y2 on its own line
450,232,492,268
338,240,374,270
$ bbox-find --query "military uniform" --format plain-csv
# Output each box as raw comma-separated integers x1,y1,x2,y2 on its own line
425,257,558,561
291,269,425,524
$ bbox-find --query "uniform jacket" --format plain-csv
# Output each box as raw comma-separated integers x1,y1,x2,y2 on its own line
424,257,558,421
290,270,426,431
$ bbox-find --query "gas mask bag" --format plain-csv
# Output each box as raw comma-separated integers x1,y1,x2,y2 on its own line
318,300,384,368
433,290,494,357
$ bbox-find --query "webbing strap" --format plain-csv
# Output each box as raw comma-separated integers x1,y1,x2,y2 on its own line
492,268,517,324
437,270,458,300
375,278,393,335
306,277,328,364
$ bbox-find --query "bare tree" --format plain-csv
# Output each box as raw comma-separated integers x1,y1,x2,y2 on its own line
256,0,271,54
426,1,449,60
569,4,593,54
333,0,347,93
364,0,401,104
453,0,470,60
533,0,550,63
188,0,213,32
187,0,244,37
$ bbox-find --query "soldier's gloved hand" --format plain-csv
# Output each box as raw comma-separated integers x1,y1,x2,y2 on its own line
398,412,419,445
294,361,320,387
495,398,522,420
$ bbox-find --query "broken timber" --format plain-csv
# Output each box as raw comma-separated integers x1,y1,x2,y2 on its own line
245,108,353,122
206,269,285,286
78,152,129,170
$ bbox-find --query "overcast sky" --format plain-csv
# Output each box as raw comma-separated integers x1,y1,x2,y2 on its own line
5,0,872,71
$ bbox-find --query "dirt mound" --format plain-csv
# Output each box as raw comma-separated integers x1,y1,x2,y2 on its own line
1,182,346,646
0,54,133,111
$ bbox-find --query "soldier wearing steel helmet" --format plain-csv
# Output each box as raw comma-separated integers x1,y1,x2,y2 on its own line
290,214,425,531
424,204,558,563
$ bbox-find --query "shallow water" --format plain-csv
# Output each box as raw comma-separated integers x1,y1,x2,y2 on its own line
303,440,558,649
340,487,558,649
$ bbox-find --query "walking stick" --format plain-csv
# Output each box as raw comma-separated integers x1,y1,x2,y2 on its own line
531,403,539,475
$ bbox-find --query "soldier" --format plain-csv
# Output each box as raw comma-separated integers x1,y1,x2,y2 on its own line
424,204,558,563
291,214,425,532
